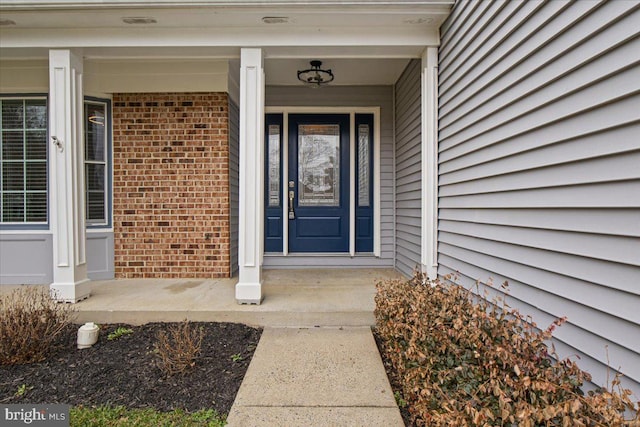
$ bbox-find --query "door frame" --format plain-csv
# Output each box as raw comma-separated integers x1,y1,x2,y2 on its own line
265,106,381,257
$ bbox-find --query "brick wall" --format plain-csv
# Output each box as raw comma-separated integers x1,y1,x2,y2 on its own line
112,93,231,278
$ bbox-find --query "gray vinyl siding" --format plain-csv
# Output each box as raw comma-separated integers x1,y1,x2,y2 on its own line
229,98,239,277
264,85,394,268
87,231,114,280
0,231,112,283
438,0,640,395
394,59,422,277
0,234,52,284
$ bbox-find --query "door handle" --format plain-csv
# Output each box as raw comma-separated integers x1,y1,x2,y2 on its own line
288,190,295,219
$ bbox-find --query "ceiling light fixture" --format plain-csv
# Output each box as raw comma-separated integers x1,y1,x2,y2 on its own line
297,60,334,88
122,17,157,25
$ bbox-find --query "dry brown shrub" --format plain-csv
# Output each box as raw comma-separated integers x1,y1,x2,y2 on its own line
375,271,640,426
0,286,76,365
155,321,204,376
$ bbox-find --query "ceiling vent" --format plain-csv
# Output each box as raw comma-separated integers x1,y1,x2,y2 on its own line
122,17,157,25
262,16,290,24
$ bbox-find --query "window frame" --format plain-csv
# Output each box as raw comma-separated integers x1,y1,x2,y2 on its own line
0,94,49,230
84,97,112,229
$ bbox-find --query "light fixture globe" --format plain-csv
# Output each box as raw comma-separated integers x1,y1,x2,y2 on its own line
297,60,334,87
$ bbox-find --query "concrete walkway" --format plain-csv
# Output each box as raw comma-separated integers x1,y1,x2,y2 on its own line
226,327,404,427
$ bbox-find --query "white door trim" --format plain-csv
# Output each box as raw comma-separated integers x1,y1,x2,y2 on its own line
349,112,356,257
281,113,290,256
265,106,381,257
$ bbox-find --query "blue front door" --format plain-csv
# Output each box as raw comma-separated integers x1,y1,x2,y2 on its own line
288,114,350,252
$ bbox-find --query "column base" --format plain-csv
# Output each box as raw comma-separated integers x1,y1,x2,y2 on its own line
421,264,438,281
50,279,91,303
235,281,263,305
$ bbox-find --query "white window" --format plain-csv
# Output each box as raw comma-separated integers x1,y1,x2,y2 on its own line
0,97,48,224
0,96,111,228
84,99,110,226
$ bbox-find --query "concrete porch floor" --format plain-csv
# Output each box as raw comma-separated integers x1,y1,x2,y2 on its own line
60,268,404,327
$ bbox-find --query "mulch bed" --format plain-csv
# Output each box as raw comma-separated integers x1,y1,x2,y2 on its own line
0,322,262,415
373,330,412,427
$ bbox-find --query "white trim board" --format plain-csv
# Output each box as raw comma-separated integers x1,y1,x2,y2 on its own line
420,48,438,278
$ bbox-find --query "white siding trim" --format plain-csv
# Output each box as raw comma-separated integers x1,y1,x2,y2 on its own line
421,47,438,278
349,112,356,257
373,110,381,257
0,229,53,235
266,106,380,114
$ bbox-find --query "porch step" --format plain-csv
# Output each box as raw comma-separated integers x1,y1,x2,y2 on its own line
76,309,374,328
73,269,404,327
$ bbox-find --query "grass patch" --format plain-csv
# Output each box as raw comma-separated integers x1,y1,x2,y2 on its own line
71,406,225,427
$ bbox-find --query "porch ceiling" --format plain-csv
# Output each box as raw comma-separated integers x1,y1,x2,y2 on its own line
0,1,450,86
0,3,451,35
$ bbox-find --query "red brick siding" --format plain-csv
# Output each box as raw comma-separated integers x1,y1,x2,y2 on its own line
112,93,231,278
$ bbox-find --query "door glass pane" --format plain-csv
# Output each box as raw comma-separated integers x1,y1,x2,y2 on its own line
268,124,280,207
298,124,340,207
358,124,370,207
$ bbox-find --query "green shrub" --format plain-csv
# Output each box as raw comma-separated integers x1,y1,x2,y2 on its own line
375,272,639,426
0,286,76,365
107,326,133,341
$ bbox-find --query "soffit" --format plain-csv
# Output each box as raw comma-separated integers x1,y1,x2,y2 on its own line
0,2,451,49
0,1,451,85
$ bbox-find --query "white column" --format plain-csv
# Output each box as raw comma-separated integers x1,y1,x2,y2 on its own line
236,48,265,304
421,47,439,279
49,49,90,302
